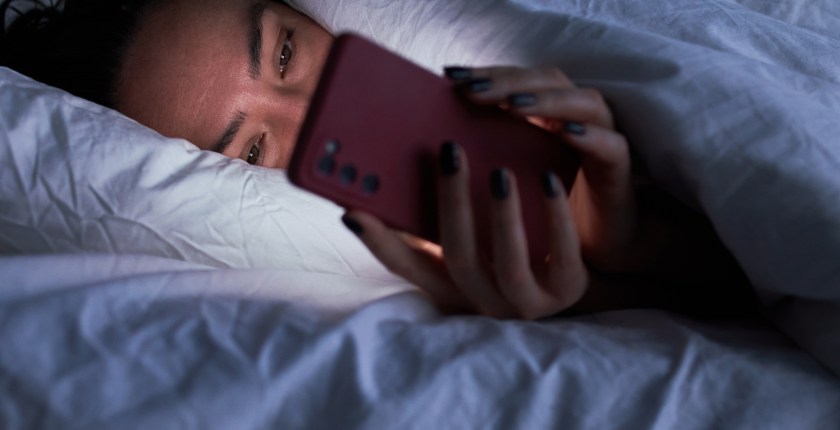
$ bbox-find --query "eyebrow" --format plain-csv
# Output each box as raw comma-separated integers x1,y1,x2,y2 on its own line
248,1,267,80
211,111,247,154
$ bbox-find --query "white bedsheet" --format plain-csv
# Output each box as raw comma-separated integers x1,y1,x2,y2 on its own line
2,254,839,429
3,0,840,427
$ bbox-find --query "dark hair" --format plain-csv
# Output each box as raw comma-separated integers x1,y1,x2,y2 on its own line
1,0,159,108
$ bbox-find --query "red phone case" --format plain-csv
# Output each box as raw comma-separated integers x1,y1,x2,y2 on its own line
289,34,579,261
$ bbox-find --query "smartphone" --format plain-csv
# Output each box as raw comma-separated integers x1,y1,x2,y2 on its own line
288,34,579,261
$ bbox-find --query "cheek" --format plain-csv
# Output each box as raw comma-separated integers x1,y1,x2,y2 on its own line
313,27,335,55
307,31,335,88
294,12,334,67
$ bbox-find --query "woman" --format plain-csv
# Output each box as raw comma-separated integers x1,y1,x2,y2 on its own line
1,0,756,319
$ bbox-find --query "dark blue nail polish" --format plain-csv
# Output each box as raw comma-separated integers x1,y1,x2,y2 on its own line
490,169,510,200
507,93,538,107
440,141,460,176
459,78,493,93
444,66,472,80
564,122,586,136
541,171,560,198
341,214,364,235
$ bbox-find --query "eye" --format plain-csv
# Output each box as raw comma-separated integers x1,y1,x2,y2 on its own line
246,135,264,165
278,31,293,77
246,143,261,165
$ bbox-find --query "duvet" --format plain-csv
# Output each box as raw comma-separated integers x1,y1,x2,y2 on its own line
2,0,840,428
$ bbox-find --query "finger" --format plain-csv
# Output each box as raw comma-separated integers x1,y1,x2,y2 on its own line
444,66,575,105
399,232,443,259
341,211,470,313
560,124,633,206
563,126,638,270
541,172,589,309
488,169,555,320
506,88,613,129
438,142,512,317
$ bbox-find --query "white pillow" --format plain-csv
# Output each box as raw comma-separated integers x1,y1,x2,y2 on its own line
289,0,840,370
0,67,396,282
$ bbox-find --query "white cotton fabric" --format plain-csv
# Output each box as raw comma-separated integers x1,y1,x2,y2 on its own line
2,0,840,427
2,254,839,429
0,67,397,282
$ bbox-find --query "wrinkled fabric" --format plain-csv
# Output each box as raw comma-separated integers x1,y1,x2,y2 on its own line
2,0,840,428
0,67,398,282
2,255,839,429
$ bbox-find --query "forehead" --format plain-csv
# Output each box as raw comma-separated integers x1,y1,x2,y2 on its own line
115,0,254,146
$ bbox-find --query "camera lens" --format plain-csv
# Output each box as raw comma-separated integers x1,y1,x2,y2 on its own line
361,175,380,195
325,139,340,154
317,155,336,175
339,165,357,185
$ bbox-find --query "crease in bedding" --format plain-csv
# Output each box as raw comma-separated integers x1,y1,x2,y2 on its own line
3,255,838,428
3,0,840,427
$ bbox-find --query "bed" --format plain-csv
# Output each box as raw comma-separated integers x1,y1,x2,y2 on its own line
2,0,840,428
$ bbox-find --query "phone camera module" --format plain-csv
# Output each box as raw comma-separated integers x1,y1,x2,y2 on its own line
317,155,336,175
361,175,380,195
339,165,358,185
325,139,341,154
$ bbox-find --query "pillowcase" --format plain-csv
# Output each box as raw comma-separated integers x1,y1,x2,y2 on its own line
289,0,840,372
0,66,396,282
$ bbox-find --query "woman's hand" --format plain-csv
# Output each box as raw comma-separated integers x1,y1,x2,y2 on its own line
340,65,640,319
342,142,588,319
448,66,640,273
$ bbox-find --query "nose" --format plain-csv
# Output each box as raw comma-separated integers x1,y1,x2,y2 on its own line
251,83,313,168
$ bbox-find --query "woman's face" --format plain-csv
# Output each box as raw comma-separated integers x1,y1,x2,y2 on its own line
116,0,334,169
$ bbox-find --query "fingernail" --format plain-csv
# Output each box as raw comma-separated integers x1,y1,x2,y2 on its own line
341,214,364,235
541,171,560,198
490,168,510,200
440,141,460,176
444,66,472,80
564,121,586,136
459,78,493,93
507,93,538,107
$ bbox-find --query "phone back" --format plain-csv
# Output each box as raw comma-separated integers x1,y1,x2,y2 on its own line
289,34,579,261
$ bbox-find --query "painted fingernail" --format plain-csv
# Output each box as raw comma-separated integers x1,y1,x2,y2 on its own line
459,78,493,93
444,66,472,80
507,93,538,107
490,168,510,200
541,171,560,198
440,141,460,176
564,121,586,136
341,214,364,235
